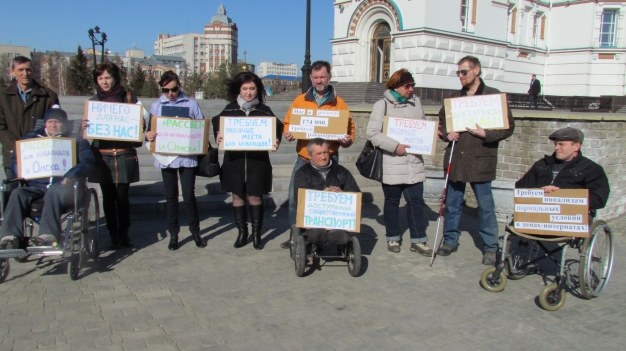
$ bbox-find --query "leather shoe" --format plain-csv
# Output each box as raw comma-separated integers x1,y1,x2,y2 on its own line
168,233,179,251
192,232,206,248
119,230,134,248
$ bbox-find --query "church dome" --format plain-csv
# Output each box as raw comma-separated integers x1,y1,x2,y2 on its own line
208,4,233,25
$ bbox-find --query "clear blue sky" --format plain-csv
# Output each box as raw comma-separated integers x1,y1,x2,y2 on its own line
0,0,334,69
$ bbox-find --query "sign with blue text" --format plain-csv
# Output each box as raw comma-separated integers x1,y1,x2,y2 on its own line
287,108,350,140
444,93,509,132
383,116,438,156
83,101,144,142
16,137,76,179
149,116,209,155
514,188,589,238
297,189,362,232
219,116,276,151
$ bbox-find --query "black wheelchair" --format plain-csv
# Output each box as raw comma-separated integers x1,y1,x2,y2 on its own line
480,214,614,311
0,178,100,282
288,225,361,277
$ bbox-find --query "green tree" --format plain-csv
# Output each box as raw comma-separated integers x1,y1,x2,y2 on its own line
119,64,130,91
68,46,93,95
0,53,11,88
130,66,146,95
142,72,159,98
184,71,203,97
201,61,243,99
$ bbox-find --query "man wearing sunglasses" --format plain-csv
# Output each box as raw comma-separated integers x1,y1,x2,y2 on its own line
436,55,515,266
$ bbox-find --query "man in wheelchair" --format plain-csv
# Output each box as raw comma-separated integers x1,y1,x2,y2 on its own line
515,127,609,211
0,107,95,249
293,138,361,246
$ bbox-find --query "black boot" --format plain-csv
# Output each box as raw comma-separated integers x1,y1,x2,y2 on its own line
191,231,206,248
168,232,179,251
119,229,134,248
233,206,248,248
110,231,121,250
250,204,264,250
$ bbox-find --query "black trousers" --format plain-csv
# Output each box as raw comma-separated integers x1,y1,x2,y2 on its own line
100,183,131,235
161,167,199,235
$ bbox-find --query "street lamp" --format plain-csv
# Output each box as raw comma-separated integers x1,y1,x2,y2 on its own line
243,50,248,72
148,64,153,98
301,0,312,93
87,26,108,64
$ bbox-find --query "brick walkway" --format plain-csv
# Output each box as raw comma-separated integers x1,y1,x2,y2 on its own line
0,200,624,351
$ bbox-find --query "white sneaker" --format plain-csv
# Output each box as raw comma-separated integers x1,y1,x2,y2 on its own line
388,240,401,253
410,242,433,256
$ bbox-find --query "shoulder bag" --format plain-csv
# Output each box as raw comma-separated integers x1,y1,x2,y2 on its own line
355,101,386,182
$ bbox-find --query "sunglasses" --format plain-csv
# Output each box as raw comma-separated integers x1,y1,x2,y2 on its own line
455,69,473,77
401,82,415,89
161,86,180,93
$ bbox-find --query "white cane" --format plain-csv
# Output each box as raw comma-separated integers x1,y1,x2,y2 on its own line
430,140,456,267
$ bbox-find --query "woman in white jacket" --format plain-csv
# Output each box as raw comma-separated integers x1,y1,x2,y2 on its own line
366,69,431,255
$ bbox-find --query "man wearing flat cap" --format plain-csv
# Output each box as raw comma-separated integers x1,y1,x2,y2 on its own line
516,127,610,211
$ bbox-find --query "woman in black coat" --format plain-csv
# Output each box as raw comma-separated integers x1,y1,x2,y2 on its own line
212,72,283,250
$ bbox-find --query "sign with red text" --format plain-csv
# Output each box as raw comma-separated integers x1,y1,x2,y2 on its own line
297,189,362,232
16,137,76,179
83,101,144,142
513,188,589,238
287,108,350,140
444,93,509,132
149,116,209,155
382,116,438,156
219,116,276,151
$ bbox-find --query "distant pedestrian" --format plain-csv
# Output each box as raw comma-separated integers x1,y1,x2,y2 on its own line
212,72,283,250
528,74,541,109
146,71,205,250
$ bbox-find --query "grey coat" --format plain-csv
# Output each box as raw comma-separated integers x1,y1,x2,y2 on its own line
366,90,426,185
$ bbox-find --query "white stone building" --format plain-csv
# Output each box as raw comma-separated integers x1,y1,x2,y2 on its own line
154,4,238,75
331,0,626,96
257,62,298,78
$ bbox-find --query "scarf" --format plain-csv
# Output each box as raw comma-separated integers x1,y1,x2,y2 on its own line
389,89,408,104
237,95,259,115
311,159,333,181
96,84,125,102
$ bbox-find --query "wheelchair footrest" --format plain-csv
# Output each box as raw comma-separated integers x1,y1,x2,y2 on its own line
26,247,64,256
0,249,28,259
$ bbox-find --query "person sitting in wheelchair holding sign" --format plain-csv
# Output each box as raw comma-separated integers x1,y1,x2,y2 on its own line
293,138,361,250
0,107,95,249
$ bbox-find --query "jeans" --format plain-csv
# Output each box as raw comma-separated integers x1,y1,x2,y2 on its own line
161,167,199,235
0,184,74,240
100,183,130,235
382,182,427,243
288,154,339,226
4,167,15,180
528,95,538,109
442,180,499,252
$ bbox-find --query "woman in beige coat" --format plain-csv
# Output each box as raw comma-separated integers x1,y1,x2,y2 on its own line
366,69,431,255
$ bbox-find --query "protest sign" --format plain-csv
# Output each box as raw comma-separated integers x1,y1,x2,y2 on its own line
149,116,209,155
382,116,438,156
16,137,76,180
83,101,144,142
444,93,509,132
287,108,350,140
219,116,276,151
513,188,589,238
296,189,362,232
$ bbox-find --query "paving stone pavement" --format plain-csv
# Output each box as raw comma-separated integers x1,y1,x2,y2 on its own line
0,199,624,351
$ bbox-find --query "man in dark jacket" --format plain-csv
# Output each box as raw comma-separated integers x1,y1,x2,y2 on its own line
0,108,95,249
293,138,361,245
527,74,541,109
437,55,515,265
0,56,60,179
516,127,609,211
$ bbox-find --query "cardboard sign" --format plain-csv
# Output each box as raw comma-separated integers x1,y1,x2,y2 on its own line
219,116,277,151
287,108,350,140
16,137,76,180
296,189,362,232
149,116,209,155
513,188,589,238
444,93,509,132
382,116,438,156
83,101,144,142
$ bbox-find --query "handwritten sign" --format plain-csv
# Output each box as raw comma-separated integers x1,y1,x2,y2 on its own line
514,188,589,238
382,116,438,156
83,101,143,142
149,116,209,155
444,93,509,132
219,116,276,151
296,189,362,232
288,108,350,140
15,137,76,180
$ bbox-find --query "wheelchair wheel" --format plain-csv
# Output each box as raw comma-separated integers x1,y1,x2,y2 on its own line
294,235,307,277
506,236,538,280
289,225,297,261
579,220,614,299
68,252,81,281
539,283,566,311
480,267,507,293
0,258,9,283
347,236,361,277
83,189,100,260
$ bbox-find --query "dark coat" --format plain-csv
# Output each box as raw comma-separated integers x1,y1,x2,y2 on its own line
211,102,284,196
88,92,142,184
437,78,515,183
11,128,95,189
515,151,609,210
0,80,60,167
293,161,361,203
528,79,541,96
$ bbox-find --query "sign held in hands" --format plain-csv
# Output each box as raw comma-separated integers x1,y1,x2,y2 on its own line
296,189,362,232
83,101,144,142
16,137,76,179
149,116,209,155
219,116,276,151
288,108,350,140
383,116,438,156
444,93,509,132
